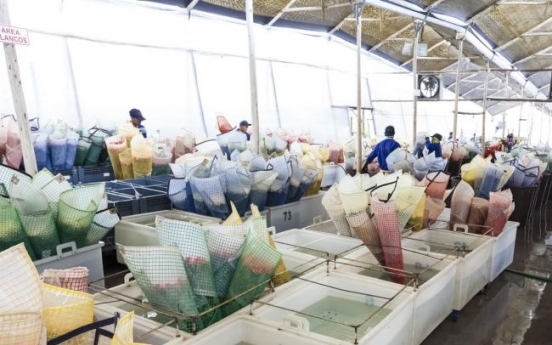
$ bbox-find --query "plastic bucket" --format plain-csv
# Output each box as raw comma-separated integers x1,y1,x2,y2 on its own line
74,138,92,166
105,135,127,180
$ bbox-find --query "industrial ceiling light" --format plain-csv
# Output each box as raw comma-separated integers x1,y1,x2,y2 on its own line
401,41,428,56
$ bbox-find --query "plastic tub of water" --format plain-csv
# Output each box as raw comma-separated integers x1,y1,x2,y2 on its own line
423,207,518,282
281,250,326,278
402,228,494,310
115,210,221,264
490,221,519,282
340,248,457,344
250,271,415,345
168,315,337,345
297,191,329,228
273,229,364,259
304,220,337,234
93,278,190,344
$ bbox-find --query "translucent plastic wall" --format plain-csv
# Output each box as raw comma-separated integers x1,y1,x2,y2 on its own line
0,0,548,145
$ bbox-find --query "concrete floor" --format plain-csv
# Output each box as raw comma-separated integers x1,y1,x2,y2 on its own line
423,205,552,345
101,205,552,345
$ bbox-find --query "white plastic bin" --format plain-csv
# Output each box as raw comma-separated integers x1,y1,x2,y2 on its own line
250,271,415,345
490,221,519,282
115,210,220,264
94,275,191,342
168,315,338,345
426,208,518,282
340,249,457,345
273,229,364,258
34,241,105,288
402,229,494,311
305,219,338,234
94,305,186,345
281,250,327,277
298,191,329,228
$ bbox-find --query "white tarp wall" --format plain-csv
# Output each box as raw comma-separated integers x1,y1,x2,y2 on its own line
0,0,367,143
0,0,547,145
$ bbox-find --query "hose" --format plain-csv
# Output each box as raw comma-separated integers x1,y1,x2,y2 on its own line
504,267,552,283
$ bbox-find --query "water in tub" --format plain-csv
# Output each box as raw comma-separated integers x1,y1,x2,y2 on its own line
297,296,391,341
357,263,439,286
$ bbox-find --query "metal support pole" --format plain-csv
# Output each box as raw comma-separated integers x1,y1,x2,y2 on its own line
504,73,510,139
190,52,208,137
269,60,282,128
412,21,421,147
246,0,260,154
1,0,37,175
549,71,552,100
453,38,464,143
518,83,527,141
355,2,363,172
481,60,490,156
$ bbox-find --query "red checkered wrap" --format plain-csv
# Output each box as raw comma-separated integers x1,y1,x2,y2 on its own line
371,195,405,284
425,171,450,200
41,267,89,293
485,189,512,236
346,211,385,266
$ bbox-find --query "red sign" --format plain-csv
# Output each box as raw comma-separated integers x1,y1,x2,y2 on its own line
0,25,29,46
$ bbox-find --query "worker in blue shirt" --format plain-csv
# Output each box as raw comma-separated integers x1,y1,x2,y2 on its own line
505,133,516,152
129,108,147,138
425,133,442,157
238,120,251,141
362,125,401,172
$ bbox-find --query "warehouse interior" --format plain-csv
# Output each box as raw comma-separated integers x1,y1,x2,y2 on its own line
1,0,552,344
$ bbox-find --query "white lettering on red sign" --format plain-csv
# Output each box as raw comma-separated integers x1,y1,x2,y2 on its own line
0,25,29,46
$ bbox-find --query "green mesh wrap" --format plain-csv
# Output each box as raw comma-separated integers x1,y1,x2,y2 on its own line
206,229,245,299
9,177,49,215
57,184,104,247
0,197,36,260
155,216,222,328
84,208,120,246
223,229,281,316
118,245,203,333
19,210,59,260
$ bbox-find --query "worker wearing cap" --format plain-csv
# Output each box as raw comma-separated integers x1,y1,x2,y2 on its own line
129,108,147,138
505,133,516,152
362,125,401,172
238,120,251,141
425,133,442,157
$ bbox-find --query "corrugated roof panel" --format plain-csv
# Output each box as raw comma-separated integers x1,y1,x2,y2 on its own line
431,0,496,21
281,4,352,26
474,4,549,47
501,36,552,63
515,55,552,74
528,71,551,89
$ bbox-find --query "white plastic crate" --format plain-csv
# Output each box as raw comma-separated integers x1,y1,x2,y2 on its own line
340,249,457,345
297,191,329,228
115,210,221,264
34,241,105,288
304,219,338,235
94,275,192,342
281,250,327,277
93,271,300,341
265,200,301,232
402,229,494,311
94,304,186,345
428,208,519,282
250,271,415,345
166,315,338,345
273,229,364,259
490,221,519,282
